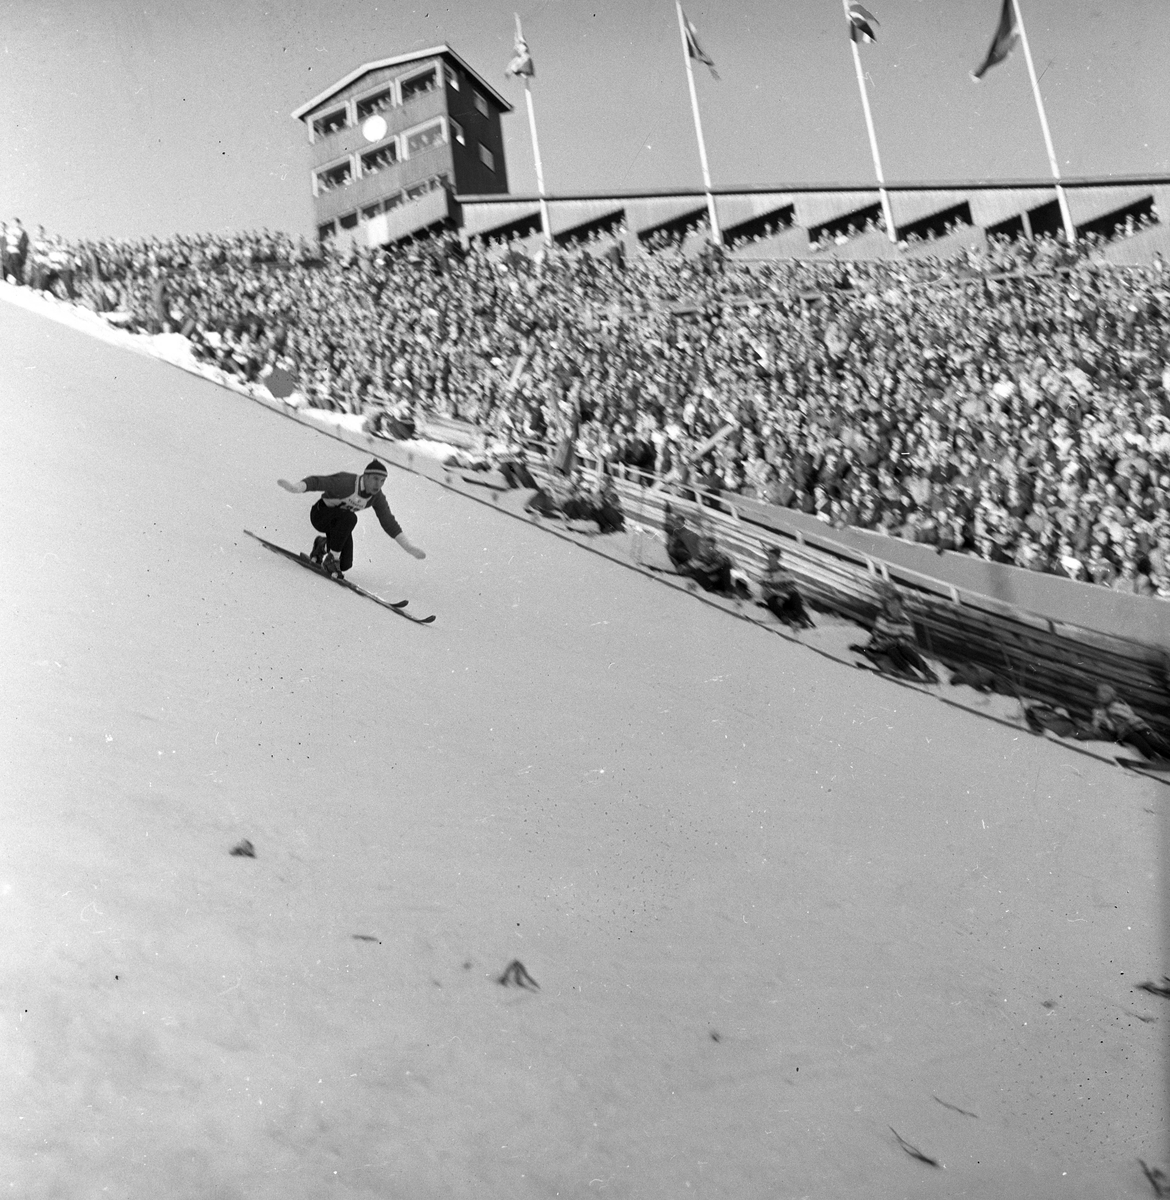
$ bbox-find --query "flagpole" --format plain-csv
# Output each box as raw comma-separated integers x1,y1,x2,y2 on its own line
1010,0,1075,242
506,14,551,246
841,0,896,243
675,1,722,246
522,78,552,245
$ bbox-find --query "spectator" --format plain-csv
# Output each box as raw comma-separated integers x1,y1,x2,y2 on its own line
851,587,939,683
756,546,815,629
5,218,29,284
1090,683,1170,761
13,218,1170,607
684,532,739,596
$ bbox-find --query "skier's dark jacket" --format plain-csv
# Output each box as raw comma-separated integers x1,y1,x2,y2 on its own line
301,473,403,538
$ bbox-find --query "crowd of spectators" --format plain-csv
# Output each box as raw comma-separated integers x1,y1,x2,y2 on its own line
5,210,1170,599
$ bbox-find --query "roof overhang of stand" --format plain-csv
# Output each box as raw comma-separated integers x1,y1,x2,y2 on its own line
715,192,794,235
454,176,1170,248
624,196,708,237
1064,186,1154,227
793,190,880,230
460,198,542,239
548,199,626,240
967,187,1059,228
887,190,970,229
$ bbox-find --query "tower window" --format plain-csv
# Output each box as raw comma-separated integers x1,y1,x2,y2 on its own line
361,193,405,221
356,88,394,121
478,144,495,172
405,175,449,202
401,68,438,103
312,108,348,139
360,141,399,175
314,160,353,194
451,119,465,145
405,120,446,156
473,91,489,117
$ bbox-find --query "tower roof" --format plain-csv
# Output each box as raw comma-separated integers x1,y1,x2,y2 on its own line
291,45,513,122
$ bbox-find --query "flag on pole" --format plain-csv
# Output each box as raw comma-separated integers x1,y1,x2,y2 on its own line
505,14,535,78
682,11,719,80
972,0,1020,80
847,3,879,44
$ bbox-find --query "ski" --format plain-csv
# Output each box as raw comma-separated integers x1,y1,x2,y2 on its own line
244,530,436,624
850,660,937,687
460,473,509,492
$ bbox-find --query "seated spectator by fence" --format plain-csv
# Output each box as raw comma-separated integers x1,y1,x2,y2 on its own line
1023,701,1094,740
851,587,939,684
756,546,815,629
684,532,741,596
589,473,626,534
524,469,624,534
948,661,999,692
659,504,742,595
1090,683,1170,761
500,457,537,490
367,395,417,441
496,447,538,491
663,503,702,571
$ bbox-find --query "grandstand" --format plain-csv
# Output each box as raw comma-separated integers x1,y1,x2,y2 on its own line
7,155,1170,743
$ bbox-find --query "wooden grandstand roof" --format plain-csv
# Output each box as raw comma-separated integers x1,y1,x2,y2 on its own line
291,45,512,122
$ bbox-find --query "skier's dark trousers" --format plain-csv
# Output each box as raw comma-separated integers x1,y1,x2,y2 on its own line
309,500,360,573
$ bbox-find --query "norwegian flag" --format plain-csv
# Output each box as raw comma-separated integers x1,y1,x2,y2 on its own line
847,3,879,44
682,10,720,79
505,15,535,78
972,0,1020,80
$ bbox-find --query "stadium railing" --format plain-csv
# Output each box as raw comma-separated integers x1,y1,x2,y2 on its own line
504,446,1170,740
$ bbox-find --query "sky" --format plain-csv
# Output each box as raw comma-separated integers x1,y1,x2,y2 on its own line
2,0,1169,241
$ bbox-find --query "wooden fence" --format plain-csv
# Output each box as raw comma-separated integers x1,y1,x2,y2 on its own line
524,457,1170,738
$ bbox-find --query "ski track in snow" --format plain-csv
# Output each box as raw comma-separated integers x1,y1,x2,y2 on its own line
1,296,1167,1199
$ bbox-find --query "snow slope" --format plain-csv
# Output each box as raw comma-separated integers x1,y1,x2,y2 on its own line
1,299,1167,1198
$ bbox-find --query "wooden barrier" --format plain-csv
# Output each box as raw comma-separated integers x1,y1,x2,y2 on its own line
396,416,1170,737
554,462,1170,737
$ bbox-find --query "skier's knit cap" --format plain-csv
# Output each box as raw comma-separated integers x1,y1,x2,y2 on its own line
365,459,388,476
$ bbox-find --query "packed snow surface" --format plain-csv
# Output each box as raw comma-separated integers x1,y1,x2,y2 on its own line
1,298,1167,1198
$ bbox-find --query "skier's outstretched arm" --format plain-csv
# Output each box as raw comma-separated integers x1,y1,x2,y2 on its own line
277,478,307,493
371,491,424,558
395,532,427,560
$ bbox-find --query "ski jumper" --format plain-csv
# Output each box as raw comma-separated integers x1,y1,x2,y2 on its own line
302,472,403,573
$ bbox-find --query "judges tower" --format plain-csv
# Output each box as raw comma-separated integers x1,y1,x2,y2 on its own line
292,46,511,246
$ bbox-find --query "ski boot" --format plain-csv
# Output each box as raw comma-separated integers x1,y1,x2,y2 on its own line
321,551,343,577
310,535,327,566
